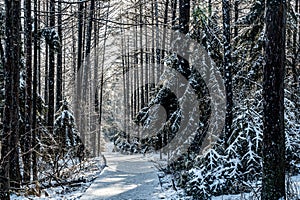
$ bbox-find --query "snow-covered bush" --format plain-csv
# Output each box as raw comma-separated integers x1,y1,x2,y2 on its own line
172,2,300,195
185,91,263,197
54,100,83,158
285,91,300,174
181,86,299,198
33,100,86,186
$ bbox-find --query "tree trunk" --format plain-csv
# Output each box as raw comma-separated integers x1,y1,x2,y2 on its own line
56,0,63,111
179,0,190,35
151,1,156,88
121,27,128,141
126,43,131,141
44,0,49,105
22,0,33,184
262,0,286,199
144,15,149,106
98,2,110,156
32,0,39,182
1,1,22,198
92,1,99,157
170,0,177,43
155,0,161,83
47,0,56,130
234,0,239,37
292,0,300,105
222,0,233,146
161,0,169,63
134,5,140,142
75,0,84,143
139,0,145,109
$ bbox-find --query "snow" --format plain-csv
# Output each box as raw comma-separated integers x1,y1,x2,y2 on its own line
212,193,254,200
10,140,300,200
80,141,163,200
10,156,105,200
80,152,161,200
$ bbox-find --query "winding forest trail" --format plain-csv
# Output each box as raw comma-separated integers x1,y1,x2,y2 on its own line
80,144,162,200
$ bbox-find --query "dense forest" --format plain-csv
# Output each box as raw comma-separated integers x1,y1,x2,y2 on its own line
0,0,299,199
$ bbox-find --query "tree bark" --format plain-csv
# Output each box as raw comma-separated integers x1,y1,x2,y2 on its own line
222,0,233,146
56,0,63,111
75,0,84,143
179,0,190,35
47,0,56,131
32,0,39,182
262,0,286,199
139,0,145,109
154,0,160,83
234,0,239,37
92,1,99,157
1,1,22,198
22,0,33,184
98,1,110,156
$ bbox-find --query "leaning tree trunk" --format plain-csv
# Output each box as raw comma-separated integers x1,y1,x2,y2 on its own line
262,0,286,199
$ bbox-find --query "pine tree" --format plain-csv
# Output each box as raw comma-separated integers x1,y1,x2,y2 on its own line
54,100,81,155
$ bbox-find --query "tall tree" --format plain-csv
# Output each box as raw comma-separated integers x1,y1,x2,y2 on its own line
222,0,233,146
0,0,22,198
161,0,169,63
47,0,56,130
139,0,145,109
262,0,286,199
92,0,99,157
56,0,63,111
22,0,33,183
32,0,39,181
98,1,110,155
85,0,95,150
75,0,84,143
44,0,49,105
155,0,160,84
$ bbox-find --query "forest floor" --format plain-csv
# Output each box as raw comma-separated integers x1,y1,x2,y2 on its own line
11,140,300,199
80,151,162,200
78,142,189,200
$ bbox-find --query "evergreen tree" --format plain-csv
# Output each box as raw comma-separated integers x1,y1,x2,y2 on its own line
54,100,82,156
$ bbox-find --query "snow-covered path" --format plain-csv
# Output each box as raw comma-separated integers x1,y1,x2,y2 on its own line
80,151,161,200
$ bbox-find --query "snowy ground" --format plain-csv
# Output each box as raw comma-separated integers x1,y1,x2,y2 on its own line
10,141,300,199
10,156,105,200
156,174,300,200
80,152,161,200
